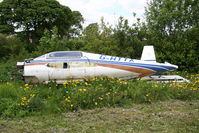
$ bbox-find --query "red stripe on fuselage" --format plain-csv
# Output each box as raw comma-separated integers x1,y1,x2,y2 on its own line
96,63,155,77
25,63,47,66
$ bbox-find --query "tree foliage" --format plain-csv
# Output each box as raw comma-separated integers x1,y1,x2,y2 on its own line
145,0,199,72
38,27,69,55
0,33,27,60
0,34,9,58
80,17,147,59
0,0,83,43
0,0,198,73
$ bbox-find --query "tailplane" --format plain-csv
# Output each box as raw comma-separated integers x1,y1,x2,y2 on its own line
141,46,156,62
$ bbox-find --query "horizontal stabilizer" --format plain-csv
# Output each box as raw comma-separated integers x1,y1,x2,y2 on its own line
141,46,156,62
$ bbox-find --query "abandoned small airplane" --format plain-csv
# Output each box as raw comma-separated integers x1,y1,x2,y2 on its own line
17,46,178,84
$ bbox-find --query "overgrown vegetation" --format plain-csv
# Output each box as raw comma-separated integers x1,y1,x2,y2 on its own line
0,0,198,124
1,100,199,132
0,0,198,72
0,73,198,118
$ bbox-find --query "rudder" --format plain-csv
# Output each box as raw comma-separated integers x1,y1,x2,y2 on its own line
141,46,156,62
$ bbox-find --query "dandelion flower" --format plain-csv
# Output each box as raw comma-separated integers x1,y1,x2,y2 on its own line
99,97,103,100
85,82,88,86
25,84,29,87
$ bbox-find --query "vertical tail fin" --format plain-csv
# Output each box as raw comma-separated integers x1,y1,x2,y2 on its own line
141,46,156,62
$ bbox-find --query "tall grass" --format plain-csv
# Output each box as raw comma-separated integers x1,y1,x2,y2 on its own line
0,73,198,118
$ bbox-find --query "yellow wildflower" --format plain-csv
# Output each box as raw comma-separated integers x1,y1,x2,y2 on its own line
95,102,98,105
27,99,31,103
169,84,172,87
25,84,29,87
99,97,103,100
85,82,88,86
22,97,27,101
30,94,35,98
107,92,110,95
65,98,71,102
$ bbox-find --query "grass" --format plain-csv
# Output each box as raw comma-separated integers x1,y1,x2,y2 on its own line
0,99,198,133
0,61,198,132
0,73,198,118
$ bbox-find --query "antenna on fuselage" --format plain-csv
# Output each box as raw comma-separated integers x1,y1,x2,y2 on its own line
141,46,156,62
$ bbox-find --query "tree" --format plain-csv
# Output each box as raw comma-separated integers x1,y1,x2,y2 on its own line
0,34,10,59
111,16,148,59
38,26,69,55
0,33,27,60
66,11,84,38
79,17,147,59
145,0,199,72
0,0,83,43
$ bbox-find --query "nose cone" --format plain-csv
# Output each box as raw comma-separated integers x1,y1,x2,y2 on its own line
169,64,178,71
164,62,178,72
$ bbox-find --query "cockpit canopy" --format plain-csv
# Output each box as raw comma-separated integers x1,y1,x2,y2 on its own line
34,51,83,60
47,51,83,59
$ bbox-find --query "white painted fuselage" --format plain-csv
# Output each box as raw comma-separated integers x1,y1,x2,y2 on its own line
19,48,177,84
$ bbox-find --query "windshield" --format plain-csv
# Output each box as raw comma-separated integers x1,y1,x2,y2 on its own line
46,51,83,59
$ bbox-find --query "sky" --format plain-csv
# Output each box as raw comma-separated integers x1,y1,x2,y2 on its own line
0,0,148,27
58,0,148,26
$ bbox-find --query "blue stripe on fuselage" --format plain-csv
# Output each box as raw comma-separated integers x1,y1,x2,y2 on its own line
30,59,175,73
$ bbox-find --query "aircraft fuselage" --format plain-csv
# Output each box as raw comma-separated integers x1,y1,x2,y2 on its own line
19,49,178,84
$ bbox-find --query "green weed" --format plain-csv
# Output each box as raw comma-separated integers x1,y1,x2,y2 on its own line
0,73,198,118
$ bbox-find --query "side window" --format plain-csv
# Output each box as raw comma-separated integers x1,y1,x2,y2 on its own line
47,62,68,69
63,63,68,69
